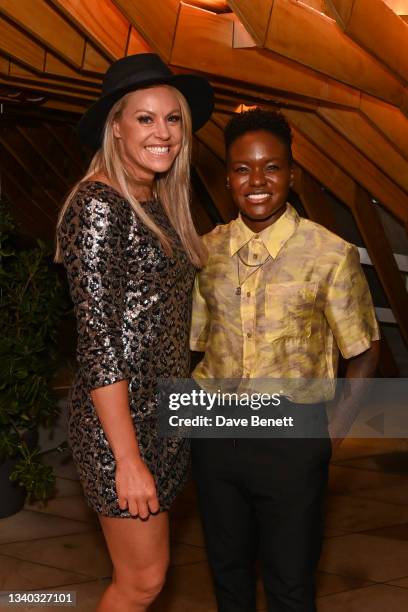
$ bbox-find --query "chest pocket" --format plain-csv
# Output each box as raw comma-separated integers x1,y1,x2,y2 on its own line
265,281,318,340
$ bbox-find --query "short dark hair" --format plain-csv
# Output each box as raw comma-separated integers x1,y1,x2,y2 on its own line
224,108,293,163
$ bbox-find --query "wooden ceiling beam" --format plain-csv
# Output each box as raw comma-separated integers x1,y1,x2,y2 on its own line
359,94,408,161
82,42,111,74
0,15,45,72
229,0,405,107
0,12,110,78
0,19,107,97
227,13,257,48
227,0,273,45
211,81,320,111
298,0,332,14
268,0,404,106
7,62,101,94
190,179,218,236
189,1,231,12
112,0,179,61
0,0,85,68
0,74,98,107
382,0,408,15
284,109,408,222
351,184,408,346
193,118,236,222
49,0,150,61
171,4,360,109
317,108,408,191
384,0,408,25
196,119,226,161
41,98,88,114
0,55,9,73
210,111,232,131
0,78,90,113
291,126,356,208
127,27,153,55
295,168,339,234
44,54,102,84
194,141,236,222
326,0,408,84
1,50,104,88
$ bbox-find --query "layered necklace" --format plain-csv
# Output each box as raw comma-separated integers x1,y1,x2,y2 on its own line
235,249,272,295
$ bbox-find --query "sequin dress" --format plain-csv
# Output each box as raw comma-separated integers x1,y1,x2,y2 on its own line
58,181,195,517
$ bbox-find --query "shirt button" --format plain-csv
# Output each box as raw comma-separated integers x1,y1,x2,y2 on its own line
253,254,258,260
246,291,251,298
247,332,252,338
254,234,259,239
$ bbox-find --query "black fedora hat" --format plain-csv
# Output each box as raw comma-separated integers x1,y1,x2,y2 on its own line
77,53,214,150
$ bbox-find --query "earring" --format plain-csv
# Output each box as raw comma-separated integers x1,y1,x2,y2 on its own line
226,181,230,189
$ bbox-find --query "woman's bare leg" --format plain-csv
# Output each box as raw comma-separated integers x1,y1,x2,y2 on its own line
96,511,169,612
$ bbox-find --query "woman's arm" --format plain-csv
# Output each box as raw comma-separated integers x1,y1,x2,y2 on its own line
91,381,159,518
328,340,380,448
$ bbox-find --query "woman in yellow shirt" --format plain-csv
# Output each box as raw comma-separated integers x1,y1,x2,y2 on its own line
191,108,379,612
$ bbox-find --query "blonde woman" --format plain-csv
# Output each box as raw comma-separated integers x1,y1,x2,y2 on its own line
56,54,213,612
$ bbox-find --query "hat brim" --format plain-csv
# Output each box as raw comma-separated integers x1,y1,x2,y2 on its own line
77,74,214,150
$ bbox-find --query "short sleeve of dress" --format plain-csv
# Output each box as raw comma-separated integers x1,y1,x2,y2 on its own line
59,188,130,390
324,243,380,359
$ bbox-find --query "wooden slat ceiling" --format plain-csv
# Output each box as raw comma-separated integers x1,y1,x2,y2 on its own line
383,0,408,22
1,0,407,371
0,0,407,224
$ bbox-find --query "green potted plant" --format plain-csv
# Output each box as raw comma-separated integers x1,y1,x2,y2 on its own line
0,199,69,517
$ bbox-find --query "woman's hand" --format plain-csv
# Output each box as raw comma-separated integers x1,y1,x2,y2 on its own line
115,456,160,519
90,381,160,519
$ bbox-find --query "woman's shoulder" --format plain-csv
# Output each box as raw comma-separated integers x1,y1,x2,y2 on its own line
75,179,126,208
59,180,132,245
70,180,131,222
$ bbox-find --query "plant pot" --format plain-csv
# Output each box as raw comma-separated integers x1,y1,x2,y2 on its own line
0,428,39,518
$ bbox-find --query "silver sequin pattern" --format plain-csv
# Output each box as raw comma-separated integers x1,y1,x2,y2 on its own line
58,181,195,517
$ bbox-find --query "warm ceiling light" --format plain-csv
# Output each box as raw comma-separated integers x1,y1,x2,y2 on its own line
235,104,258,113
187,1,231,13
382,0,408,15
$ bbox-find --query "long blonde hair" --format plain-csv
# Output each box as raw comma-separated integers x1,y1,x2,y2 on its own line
55,86,207,267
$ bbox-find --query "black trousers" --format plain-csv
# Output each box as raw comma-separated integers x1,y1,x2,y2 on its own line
191,409,331,612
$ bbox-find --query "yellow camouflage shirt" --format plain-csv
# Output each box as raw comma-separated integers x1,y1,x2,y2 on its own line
190,204,380,402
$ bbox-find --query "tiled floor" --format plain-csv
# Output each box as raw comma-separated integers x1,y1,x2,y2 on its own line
1,438,408,611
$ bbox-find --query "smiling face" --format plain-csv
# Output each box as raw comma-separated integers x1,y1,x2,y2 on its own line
227,129,293,232
112,85,183,184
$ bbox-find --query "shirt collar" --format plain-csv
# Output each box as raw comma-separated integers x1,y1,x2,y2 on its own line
229,204,300,258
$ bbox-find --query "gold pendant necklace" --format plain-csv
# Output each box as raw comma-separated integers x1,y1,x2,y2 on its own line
235,251,271,295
